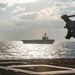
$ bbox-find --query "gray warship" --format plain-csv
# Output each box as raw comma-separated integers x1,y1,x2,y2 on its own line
22,33,55,44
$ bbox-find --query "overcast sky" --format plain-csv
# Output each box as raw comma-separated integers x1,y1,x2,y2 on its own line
0,0,75,41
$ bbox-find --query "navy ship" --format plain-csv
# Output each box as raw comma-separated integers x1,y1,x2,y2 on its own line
22,33,55,44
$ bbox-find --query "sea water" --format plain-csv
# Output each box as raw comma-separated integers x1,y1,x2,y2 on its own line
0,41,75,60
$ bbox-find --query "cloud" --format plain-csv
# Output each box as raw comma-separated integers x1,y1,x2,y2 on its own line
0,3,7,10
13,7,60,23
13,12,38,21
37,8,60,20
37,2,70,20
13,6,26,14
12,0,75,22
0,0,38,6
12,0,75,32
67,0,75,7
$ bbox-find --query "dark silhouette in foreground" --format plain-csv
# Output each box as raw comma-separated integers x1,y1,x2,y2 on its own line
61,15,75,39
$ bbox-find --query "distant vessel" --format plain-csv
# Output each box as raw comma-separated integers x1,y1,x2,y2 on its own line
22,33,55,44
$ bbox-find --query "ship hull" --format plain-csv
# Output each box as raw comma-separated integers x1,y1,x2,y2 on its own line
22,40,54,44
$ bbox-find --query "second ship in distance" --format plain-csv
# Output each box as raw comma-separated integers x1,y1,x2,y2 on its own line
21,33,55,44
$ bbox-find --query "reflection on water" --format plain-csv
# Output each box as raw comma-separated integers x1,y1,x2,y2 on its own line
0,41,75,59
52,41,75,58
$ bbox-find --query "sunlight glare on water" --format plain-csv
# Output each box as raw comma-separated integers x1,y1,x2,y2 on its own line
0,41,54,59
22,44,53,59
0,41,75,60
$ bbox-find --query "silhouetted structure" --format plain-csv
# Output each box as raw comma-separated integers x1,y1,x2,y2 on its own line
61,14,75,39
22,33,54,44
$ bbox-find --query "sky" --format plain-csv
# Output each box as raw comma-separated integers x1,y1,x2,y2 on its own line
0,0,75,41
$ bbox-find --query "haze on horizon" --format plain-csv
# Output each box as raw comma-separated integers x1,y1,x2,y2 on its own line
0,0,75,41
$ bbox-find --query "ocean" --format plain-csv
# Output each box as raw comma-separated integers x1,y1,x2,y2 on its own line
0,41,75,60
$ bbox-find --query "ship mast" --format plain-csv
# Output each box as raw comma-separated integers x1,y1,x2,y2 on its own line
44,33,46,37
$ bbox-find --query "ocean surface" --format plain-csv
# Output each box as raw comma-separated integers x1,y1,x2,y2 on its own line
0,41,75,60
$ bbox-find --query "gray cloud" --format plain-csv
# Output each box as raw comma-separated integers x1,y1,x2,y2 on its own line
0,3,7,7
0,3,7,10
